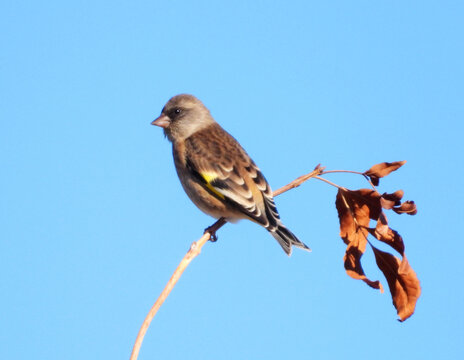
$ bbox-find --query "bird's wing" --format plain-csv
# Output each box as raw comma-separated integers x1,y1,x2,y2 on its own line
184,124,280,229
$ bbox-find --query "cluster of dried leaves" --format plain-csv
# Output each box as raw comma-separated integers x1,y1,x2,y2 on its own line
335,161,420,321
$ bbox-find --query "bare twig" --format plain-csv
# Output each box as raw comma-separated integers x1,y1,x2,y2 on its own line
363,175,379,192
321,169,364,176
129,232,209,360
321,169,378,191
314,176,347,191
273,164,325,196
129,164,324,360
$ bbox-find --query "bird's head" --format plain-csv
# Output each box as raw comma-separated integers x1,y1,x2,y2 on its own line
152,94,214,142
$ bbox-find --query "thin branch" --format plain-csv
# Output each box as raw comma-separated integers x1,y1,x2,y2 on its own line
129,232,210,360
129,218,226,360
313,176,348,191
321,169,365,176
129,164,324,360
273,165,325,196
363,175,379,192
321,170,378,191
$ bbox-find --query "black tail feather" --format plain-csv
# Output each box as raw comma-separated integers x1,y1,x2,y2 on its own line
269,224,311,256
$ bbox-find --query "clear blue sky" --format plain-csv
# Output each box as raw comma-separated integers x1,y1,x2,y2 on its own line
1,1,462,359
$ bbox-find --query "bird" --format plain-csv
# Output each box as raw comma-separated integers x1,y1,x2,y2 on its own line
151,94,310,255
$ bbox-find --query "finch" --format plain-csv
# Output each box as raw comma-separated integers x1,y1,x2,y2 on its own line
152,94,310,255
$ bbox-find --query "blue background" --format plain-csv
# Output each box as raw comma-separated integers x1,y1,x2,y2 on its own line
1,1,462,359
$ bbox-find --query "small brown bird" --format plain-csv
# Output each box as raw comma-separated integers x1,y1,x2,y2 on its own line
152,94,310,255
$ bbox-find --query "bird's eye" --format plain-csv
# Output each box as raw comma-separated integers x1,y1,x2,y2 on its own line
174,108,182,114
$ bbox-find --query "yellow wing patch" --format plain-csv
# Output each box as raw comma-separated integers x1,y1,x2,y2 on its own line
200,172,225,199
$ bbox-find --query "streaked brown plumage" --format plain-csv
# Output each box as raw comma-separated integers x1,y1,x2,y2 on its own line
152,94,310,255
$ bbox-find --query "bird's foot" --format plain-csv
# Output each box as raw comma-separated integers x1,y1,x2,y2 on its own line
204,224,219,242
204,218,226,242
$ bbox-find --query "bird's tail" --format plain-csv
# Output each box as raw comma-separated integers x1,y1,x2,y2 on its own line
269,224,311,256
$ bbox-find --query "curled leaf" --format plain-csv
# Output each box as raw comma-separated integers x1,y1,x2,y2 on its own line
380,191,417,215
371,246,421,321
364,161,406,186
392,200,417,215
380,190,404,209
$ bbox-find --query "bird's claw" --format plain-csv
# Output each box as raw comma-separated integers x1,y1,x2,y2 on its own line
204,226,218,242
204,218,226,243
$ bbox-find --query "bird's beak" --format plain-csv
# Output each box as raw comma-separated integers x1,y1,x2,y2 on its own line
151,114,170,128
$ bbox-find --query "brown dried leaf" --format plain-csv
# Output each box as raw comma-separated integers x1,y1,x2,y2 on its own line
364,161,407,186
380,190,404,210
371,246,421,322
339,189,382,224
393,200,418,215
335,189,377,244
367,212,405,255
381,191,417,215
345,242,383,291
336,189,383,290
